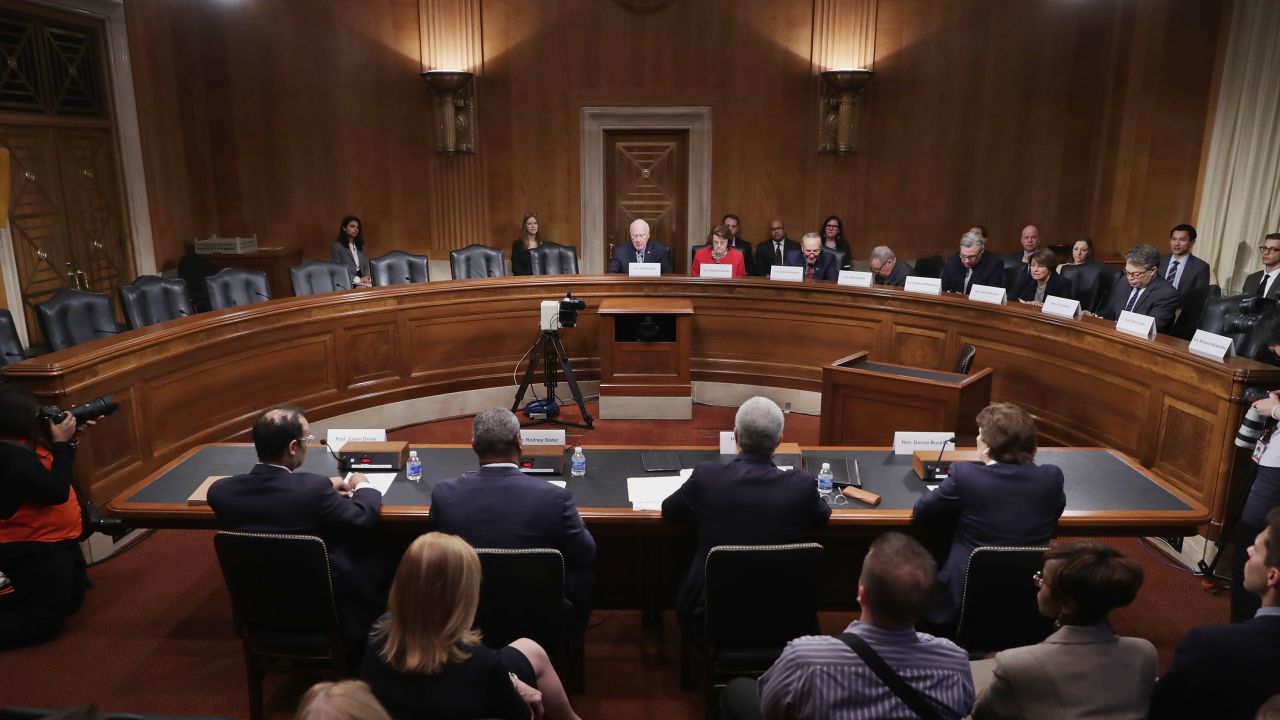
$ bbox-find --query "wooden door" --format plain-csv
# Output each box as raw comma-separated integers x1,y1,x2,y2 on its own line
55,127,130,295
605,130,689,273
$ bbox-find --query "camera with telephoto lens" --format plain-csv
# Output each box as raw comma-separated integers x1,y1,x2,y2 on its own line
558,293,587,328
1236,387,1275,449
39,394,119,426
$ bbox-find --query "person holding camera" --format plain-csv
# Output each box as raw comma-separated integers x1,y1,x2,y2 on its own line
1238,380,1280,621
0,384,92,650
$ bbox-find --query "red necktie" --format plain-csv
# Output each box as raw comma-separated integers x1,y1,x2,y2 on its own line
806,265,814,281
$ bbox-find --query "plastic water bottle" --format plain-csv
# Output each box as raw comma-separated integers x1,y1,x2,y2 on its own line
570,445,587,477
406,451,423,483
817,462,834,496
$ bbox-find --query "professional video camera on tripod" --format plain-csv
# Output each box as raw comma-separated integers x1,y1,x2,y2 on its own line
511,293,595,429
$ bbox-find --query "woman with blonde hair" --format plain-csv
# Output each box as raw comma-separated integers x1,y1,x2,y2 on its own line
296,680,390,720
362,532,581,720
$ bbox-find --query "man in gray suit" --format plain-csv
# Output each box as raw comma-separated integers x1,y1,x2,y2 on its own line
1158,223,1212,338
1243,233,1280,299
1098,244,1181,334
870,246,914,287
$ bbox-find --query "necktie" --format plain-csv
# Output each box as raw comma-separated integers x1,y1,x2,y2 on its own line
964,267,973,292
1167,259,1180,286
776,242,783,260
1125,288,1141,312
635,250,644,263
806,265,814,281
1259,273,1271,298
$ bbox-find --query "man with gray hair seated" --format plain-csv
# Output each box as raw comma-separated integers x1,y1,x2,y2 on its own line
1097,243,1180,334
662,397,831,637
870,246,914,287
940,231,1006,294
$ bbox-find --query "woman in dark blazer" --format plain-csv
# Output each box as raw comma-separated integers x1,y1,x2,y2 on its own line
820,215,852,270
913,402,1066,628
510,212,544,276
331,215,371,287
1015,247,1074,304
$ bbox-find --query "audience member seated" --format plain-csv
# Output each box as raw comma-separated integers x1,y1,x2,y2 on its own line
429,407,596,638
785,232,838,282
1158,223,1212,338
1065,235,1095,267
661,396,831,638
753,219,799,276
1243,233,1280,299
0,385,92,651
941,231,1006,294
721,214,757,275
510,212,544,277
296,680,391,720
1013,248,1073,304
1097,243,1180,334
362,532,583,720
720,532,975,720
607,218,673,274
691,224,747,278
1149,506,1280,720
331,215,372,288
821,215,853,270
912,402,1066,631
971,541,1155,720
1000,225,1042,277
207,405,388,658
870,245,913,287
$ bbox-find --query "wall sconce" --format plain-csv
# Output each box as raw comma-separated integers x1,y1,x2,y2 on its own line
421,69,476,155
817,68,873,157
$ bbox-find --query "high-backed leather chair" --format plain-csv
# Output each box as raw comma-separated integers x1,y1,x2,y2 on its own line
370,251,430,286
0,309,27,367
954,344,977,374
954,546,1055,657
449,244,506,279
529,242,579,276
1060,262,1117,315
289,260,352,296
1004,264,1025,294
177,253,219,313
205,268,272,310
35,289,119,352
913,255,945,279
118,275,193,330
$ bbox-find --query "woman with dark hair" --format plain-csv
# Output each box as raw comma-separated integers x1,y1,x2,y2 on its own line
913,402,1066,629
972,542,1155,719
510,213,545,276
1015,248,1074,304
820,215,852,270
691,224,746,278
1067,236,1095,266
331,215,372,287
0,384,92,649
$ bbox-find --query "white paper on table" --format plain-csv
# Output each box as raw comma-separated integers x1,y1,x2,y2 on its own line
627,475,685,503
548,480,567,488
348,472,397,495
719,431,736,454
632,502,663,511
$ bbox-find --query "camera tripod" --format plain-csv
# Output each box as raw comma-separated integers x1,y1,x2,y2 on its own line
511,329,594,429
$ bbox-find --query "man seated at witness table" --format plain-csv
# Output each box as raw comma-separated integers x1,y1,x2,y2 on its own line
1243,232,1280,299
753,219,800,276
940,231,1005,294
429,407,596,639
1013,247,1073,304
721,213,757,276
691,224,747,278
785,232,839,282
1148,506,1280,720
1158,223,1212,339
661,397,830,638
870,245,913,287
1001,225,1042,277
720,532,975,720
1096,243,1180,334
207,405,387,659
607,218,673,274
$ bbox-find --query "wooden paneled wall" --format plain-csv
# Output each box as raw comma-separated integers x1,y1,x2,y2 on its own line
125,0,1223,270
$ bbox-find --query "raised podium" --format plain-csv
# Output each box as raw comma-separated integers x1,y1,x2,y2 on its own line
819,351,993,445
597,297,693,419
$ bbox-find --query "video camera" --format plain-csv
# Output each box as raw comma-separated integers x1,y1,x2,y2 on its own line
1199,296,1280,363
39,394,118,426
540,293,587,330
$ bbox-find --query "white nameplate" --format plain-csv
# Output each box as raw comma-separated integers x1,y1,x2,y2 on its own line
838,270,873,287
325,428,386,452
1116,310,1157,340
720,431,736,455
1041,295,1082,319
968,283,1007,305
520,429,566,446
893,432,955,456
1189,329,1236,362
699,263,733,279
770,265,803,282
904,276,942,295
629,262,660,277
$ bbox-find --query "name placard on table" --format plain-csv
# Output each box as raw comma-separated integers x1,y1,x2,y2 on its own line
838,270,873,287
699,263,734,279
968,283,1007,305
1041,295,1082,319
1189,329,1236,362
770,265,803,282
893,431,956,456
520,429,566,445
325,428,386,452
629,262,661,277
904,276,942,295
1116,310,1157,340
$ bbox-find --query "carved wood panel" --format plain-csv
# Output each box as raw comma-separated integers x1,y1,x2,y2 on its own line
605,131,689,272
890,324,948,368
55,127,130,294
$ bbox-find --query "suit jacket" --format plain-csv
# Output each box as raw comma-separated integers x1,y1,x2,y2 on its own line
607,240,673,274
754,238,801,276
1000,251,1033,275
1100,274,1180,334
1012,271,1074,303
728,237,757,275
331,241,370,282
1159,253,1212,338
1243,269,1280,299
784,248,839,282
973,624,1156,720
940,253,1007,294
874,258,914,287
912,461,1065,625
661,452,831,627
1149,613,1280,720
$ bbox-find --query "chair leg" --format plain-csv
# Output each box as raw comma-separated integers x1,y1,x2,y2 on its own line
245,662,265,720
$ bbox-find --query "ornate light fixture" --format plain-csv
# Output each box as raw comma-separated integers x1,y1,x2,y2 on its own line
421,69,476,155
817,68,873,157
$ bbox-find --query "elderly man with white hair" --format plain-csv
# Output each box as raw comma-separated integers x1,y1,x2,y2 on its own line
607,218,673,274
870,245,914,287
940,230,1006,294
662,396,831,637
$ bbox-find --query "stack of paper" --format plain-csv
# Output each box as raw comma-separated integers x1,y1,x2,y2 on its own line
626,469,692,511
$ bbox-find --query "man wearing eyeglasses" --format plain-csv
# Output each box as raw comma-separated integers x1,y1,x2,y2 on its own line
940,231,1006,294
1098,244,1180,334
1243,233,1280,299
785,232,839,282
753,218,800,276
870,245,914,287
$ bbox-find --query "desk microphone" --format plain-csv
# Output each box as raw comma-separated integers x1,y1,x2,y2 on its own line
318,438,352,474
924,436,956,483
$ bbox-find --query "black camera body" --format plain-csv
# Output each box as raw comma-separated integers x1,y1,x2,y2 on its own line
39,394,119,425
558,293,587,328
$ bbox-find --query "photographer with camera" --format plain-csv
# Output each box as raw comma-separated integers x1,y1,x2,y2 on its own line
0,384,94,650
1236,356,1280,622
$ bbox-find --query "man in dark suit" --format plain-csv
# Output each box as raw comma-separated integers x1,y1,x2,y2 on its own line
1149,506,1280,719
940,231,1006,294
870,245,913,287
430,407,597,633
607,218,673,274
721,213,757,276
661,396,831,635
999,224,1042,276
785,233,839,282
1158,223,1212,339
753,218,800,276
1242,232,1280,299
207,405,385,654
1099,243,1181,334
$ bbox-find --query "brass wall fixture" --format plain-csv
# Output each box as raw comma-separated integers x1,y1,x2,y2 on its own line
421,69,476,155
817,68,873,156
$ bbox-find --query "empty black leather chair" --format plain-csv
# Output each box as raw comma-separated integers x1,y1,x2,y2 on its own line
177,253,219,313
449,244,506,279
1004,264,1025,294
0,309,26,367
35,289,118,352
913,255,945,279
205,268,272,310
529,242,579,276
954,546,1055,657
828,246,848,272
289,260,352,296
1061,262,1118,315
370,251,430,286
118,276,193,330
954,344,977,374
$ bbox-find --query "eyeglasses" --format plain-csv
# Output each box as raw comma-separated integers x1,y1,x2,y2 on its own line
1262,246,1280,254
1032,570,1044,589
959,251,983,262
824,224,840,230
299,434,316,446
1123,268,1154,280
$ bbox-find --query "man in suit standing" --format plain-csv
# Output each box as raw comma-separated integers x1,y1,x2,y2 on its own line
430,407,597,634
753,219,800,276
1158,223,1212,339
785,233,839,282
1099,243,1181,334
1149,506,1280,719
940,231,1005,294
721,213,757,276
870,245,914,287
607,218,673,274
661,396,831,636
1243,233,1280,299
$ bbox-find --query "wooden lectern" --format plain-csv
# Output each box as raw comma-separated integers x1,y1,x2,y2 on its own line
818,351,993,445
597,297,693,419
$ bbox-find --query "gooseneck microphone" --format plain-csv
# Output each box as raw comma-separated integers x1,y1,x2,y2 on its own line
318,438,352,474
924,436,957,483
935,436,956,465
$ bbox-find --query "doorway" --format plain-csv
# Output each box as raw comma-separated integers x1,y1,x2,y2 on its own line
604,130,689,273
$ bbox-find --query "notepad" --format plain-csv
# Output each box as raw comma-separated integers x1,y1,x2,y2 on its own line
187,476,226,505
627,475,686,510
349,472,397,495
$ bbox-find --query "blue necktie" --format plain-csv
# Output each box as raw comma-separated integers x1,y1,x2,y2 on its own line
1125,289,1140,312
1167,259,1180,286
